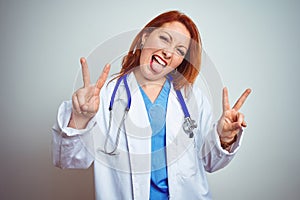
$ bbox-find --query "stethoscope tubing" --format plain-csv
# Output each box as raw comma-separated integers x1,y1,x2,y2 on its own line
101,73,196,155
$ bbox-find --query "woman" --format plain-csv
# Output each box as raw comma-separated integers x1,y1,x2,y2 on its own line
52,10,251,199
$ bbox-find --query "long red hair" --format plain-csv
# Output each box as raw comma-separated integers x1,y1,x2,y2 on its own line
118,10,202,90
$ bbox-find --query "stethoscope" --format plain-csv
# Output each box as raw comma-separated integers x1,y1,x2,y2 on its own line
100,74,197,155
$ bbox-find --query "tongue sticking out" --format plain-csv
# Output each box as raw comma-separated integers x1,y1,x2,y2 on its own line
150,55,167,73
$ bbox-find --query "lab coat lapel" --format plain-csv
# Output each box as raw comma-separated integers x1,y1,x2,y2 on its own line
166,85,183,146
124,73,152,155
124,73,151,199
165,84,183,164
166,85,195,149
166,85,196,197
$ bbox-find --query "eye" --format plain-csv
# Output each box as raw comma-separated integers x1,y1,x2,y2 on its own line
159,35,169,42
177,48,186,56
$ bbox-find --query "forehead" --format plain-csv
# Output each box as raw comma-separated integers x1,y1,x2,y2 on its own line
156,21,191,44
161,21,190,36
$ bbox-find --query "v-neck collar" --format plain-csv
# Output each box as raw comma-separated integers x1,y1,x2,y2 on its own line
139,80,171,106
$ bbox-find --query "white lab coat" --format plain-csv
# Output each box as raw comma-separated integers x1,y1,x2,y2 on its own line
52,72,243,200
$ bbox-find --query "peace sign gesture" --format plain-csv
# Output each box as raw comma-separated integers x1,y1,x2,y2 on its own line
68,57,110,129
217,87,252,150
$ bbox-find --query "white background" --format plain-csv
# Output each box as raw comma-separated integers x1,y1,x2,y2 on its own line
0,0,299,199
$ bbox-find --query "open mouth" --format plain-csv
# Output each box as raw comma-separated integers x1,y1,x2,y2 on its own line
152,55,167,67
150,55,167,73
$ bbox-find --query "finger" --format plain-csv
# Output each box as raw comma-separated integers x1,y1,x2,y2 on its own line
242,120,247,127
79,104,88,116
88,95,99,104
85,96,100,113
95,64,111,95
224,122,242,132
72,94,81,114
222,87,230,112
80,97,100,117
237,112,245,126
232,88,252,111
80,57,91,88
76,93,87,110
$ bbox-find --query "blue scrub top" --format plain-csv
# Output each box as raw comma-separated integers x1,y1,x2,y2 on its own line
139,80,171,200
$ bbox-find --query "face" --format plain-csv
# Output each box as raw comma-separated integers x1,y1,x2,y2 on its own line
137,21,191,82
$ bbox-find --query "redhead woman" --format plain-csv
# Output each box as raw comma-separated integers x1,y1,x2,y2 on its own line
52,10,251,200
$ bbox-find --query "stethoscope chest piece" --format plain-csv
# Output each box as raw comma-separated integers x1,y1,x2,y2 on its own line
101,74,198,155
183,117,197,138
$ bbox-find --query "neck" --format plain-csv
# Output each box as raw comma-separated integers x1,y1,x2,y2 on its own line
133,67,167,89
133,68,167,103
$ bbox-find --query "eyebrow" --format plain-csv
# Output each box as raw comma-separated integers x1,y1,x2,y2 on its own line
161,30,172,41
160,30,189,50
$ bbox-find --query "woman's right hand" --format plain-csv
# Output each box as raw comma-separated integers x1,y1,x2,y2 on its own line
68,57,110,129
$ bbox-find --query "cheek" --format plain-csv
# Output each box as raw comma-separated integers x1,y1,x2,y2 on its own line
139,49,152,64
144,35,159,47
170,56,185,68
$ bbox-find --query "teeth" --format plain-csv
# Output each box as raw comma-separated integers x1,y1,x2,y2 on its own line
153,55,166,66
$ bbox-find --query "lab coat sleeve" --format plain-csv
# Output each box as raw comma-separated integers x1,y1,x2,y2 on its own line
51,100,96,169
197,91,243,173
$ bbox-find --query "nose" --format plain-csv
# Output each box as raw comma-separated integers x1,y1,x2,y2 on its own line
162,48,173,59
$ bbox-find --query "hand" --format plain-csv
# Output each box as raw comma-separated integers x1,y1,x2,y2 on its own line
68,57,110,129
217,87,251,145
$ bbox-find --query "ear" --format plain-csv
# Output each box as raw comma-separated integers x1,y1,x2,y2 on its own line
141,32,149,45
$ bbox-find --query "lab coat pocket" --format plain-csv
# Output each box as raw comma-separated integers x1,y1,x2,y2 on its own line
177,140,198,178
96,147,131,173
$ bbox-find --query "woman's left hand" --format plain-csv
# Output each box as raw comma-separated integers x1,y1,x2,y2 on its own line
217,87,251,148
